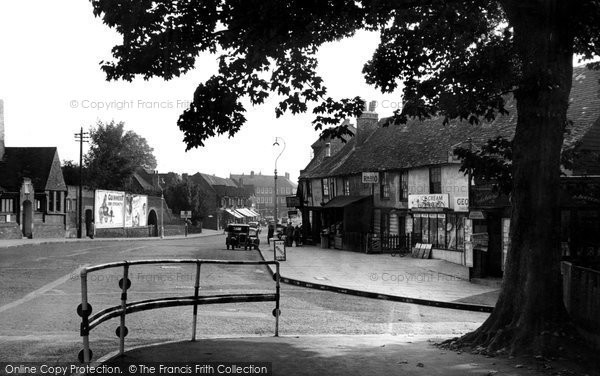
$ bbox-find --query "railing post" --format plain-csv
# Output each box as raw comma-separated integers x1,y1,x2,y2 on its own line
81,269,90,363
192,262,201,341
118,263,129,356
275,262,280,337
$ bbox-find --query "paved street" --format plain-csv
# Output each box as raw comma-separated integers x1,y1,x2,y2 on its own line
0,233,489,363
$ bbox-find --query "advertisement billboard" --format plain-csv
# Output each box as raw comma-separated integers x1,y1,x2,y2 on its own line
95,190,125,228
125,194,148,227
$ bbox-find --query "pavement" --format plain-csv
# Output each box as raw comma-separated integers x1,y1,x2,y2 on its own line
0,229,223,248
258,240,500,309
103,335,570,376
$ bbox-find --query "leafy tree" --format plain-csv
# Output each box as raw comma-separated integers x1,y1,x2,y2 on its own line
85,120,157,190
164,179,210,225
90,0,600,355
61,160,86,187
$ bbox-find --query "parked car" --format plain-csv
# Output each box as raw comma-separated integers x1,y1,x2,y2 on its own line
246,227,261,250
225,224,250,250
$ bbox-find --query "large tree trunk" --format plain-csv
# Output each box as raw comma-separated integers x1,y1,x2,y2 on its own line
459,2,574,355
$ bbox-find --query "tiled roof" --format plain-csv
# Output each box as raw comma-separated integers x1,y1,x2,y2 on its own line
196,173,238,187
230,173,297,188
301,66,600,179
0,147,65,191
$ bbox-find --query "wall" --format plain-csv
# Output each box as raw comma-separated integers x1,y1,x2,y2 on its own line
0,223,21,239
32,223,65,238
441,164,469,211
408,167,430,195
432,248,466,271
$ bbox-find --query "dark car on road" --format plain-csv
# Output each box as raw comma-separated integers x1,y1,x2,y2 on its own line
226,224,260,250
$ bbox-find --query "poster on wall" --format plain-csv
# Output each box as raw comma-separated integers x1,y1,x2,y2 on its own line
95,190,125,228
125,194,148,227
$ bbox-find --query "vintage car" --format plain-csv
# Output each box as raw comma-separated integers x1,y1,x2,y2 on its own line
225,224,250,250
246,227,261,250
226,224,260,250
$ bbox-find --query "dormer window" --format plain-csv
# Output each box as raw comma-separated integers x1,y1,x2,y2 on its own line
325,143,331,157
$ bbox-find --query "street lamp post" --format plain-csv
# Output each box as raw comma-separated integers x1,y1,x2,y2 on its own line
273,137,286,224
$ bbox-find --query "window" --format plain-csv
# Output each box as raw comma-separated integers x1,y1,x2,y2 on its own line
322,178,329,198
380,172,390,199
329,178,336,198
325,142,331,157
399,171,408,201
429,167,441,194
56,192,62,212
49,191,55,212
35,199,42,211
343,178,350,196
306,181,312,199
0,198,14,213
412,213,466,250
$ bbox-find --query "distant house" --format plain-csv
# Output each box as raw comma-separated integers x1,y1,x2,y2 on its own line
187,173,255,230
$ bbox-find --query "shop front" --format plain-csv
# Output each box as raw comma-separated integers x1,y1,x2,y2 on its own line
321,195,372,252
407,194,469,265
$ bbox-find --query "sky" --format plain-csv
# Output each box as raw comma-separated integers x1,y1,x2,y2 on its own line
0,0,403,183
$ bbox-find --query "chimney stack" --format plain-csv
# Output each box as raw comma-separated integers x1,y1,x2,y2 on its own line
355,100,378,146
285,172,290,180
251,170,254,177
0,99,4,160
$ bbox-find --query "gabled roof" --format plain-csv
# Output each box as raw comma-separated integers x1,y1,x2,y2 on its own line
0,147,66,191
301,66,600,179
230,172,298,188
196,173,238,187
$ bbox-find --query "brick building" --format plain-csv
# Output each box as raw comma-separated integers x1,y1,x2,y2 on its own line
230,171,297,221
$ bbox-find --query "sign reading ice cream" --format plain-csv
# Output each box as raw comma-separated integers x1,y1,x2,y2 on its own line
408,194,449,209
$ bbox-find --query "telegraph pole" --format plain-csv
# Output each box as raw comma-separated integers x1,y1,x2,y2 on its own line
74,127,90,238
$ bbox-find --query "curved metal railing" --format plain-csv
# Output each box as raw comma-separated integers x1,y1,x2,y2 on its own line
77,259,280,363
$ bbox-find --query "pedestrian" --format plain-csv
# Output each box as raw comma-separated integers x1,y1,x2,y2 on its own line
285,223,294,247
293,225,301,247
267,222,275,245
89,219,95,239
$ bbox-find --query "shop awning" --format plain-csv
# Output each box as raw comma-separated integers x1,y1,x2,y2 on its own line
323,195,371,208
225,208,244,219
248,208,260,217
237,208,255,217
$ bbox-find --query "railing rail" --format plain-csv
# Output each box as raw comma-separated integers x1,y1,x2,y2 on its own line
78,259,280,363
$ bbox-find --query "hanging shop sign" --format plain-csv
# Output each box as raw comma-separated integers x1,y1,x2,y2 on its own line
469,210,486,220
408,194,449,209
361,172,379,184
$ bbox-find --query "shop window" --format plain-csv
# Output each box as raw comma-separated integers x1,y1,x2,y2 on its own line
380,172,390,199
0,198,14,213
399,171,408,201
412,213,466,250
322,178,329,198
429,167,441,194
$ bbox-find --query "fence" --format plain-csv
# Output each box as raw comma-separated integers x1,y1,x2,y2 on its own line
561,261,600,348
77,259,280,363
366,233,413,254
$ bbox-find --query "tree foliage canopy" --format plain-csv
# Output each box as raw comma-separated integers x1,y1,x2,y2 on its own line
91,0,600,357
85,120,157,190
90,0,600,146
